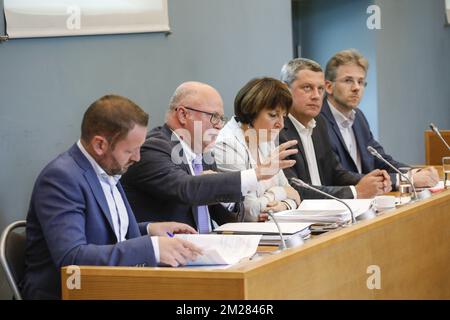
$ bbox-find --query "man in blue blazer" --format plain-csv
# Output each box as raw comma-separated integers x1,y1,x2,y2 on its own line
21,95,201,299
321,49,439,188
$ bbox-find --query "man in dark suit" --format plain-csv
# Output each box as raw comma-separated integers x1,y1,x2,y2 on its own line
279,58,391,199
321,49,438,188
122,82,298,231
21,95,201,299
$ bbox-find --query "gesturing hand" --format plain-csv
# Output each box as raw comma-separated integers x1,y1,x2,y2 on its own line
255,140,298,181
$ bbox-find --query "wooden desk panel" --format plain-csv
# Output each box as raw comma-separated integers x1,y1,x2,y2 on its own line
62,190,450,300
424,130,450,165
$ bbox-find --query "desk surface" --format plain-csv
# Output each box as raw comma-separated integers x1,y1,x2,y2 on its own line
62,189,450,300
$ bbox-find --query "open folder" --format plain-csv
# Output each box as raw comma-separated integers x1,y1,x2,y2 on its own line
174,234,261,266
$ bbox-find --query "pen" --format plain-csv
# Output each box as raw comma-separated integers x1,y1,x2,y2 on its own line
166,232,174,237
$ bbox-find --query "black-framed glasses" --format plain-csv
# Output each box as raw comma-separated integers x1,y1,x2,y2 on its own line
180,105,228,126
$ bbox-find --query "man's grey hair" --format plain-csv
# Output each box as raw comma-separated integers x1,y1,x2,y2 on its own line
280,58,323,87
168,86,197,112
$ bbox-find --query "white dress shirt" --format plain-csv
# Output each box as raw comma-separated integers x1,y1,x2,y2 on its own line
77,141,160,261
171,130,258,230
288,114,358,198
288,114,322,186
328,100,362,174
172,130,258,199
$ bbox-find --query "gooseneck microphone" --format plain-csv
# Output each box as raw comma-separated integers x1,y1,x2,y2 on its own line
289,177,356,224
266,210,305,250
366,146,418,199
430,123,450,151
266,210,287,250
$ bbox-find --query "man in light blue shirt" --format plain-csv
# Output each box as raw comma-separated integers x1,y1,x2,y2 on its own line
22,94,202,299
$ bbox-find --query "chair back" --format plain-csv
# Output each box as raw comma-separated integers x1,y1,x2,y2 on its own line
0,220,27,300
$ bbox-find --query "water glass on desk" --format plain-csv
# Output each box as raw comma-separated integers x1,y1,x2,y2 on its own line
398,167,412,202
443,157,450,189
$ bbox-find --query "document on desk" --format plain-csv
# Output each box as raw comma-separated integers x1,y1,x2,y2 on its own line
174,234,261,266
214,222,312,246
274,199,373,224
214,222,312,235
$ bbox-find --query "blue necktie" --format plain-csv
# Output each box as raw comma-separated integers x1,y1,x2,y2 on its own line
192,155,210,234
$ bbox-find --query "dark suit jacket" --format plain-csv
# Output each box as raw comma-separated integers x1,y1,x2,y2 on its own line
21,144,156,300
121,124,244,229
279,116,360,199
321,100,408,185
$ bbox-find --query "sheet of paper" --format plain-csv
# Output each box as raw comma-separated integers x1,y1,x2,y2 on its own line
174,234,261,266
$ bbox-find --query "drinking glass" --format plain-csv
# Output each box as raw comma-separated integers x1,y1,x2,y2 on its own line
443,157,450,189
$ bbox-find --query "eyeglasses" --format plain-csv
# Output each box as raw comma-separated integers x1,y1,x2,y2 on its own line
334,77,367,88
180,105,228,126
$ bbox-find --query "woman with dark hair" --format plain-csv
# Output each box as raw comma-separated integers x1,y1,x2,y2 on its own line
215,77,301,222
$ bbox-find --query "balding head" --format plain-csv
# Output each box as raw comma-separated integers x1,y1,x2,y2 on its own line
166,81,226,153
168,81,222,113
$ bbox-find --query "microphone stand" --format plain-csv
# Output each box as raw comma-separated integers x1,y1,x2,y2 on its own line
266,210,287,250
367,146,420,200
264,210,304,251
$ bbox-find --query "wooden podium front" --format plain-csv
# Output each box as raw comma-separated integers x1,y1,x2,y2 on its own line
62,190,450,300
424,130,450,165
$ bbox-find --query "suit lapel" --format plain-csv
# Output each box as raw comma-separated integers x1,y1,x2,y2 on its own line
310,125,326,184
283,117,311,182
117,182,140,238
351,112,369,172
84,171,117,237
162,124,192,174
162,125,199,226
69,144,117,240
322,101,358,170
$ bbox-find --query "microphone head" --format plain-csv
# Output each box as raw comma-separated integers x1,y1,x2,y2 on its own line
429,123,438,132
289,177,307,187
367,145,377,156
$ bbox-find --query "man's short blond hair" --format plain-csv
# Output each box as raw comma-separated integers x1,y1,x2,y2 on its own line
325,49,369,81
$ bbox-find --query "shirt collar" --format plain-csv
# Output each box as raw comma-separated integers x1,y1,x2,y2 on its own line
327,99,356,128
288,114,316,134
76,140,121,185
171,130,200,165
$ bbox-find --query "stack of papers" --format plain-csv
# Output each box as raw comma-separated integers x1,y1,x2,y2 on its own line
214,222,311,246
274,199,373,224
174,234,261,266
